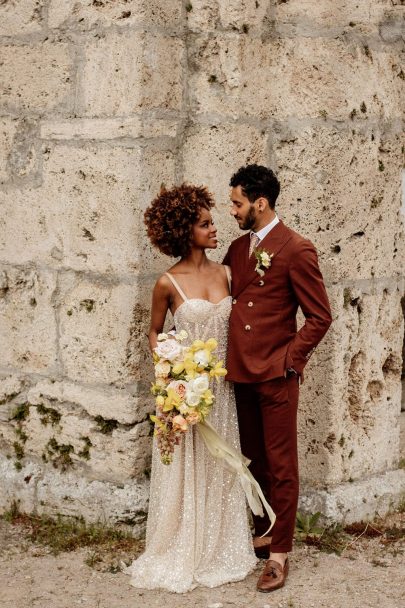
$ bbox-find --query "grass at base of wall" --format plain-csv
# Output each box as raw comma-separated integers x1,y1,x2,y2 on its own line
1,500,144,572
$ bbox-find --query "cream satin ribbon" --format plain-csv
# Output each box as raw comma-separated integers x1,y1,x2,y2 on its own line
197,420,276,537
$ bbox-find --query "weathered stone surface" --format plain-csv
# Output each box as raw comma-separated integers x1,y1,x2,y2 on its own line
0,0,403,527
0,0,45,36
327,284,403,483
0,41,73,113
0,118,17,184
40,143,142,274
40,117,178,141
80,30,184,117
0,376,23,404
275,0,401,30
27,379,151,425
189,35,404,120
0,454,149,534
300,468,405,523
183,123,267,260
48,0,181,30
299,284,403,488
58,275,138,385
274,126,404,282
186,0,268,32
0,267,58,374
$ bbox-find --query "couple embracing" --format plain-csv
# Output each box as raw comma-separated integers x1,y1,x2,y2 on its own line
126,164,332,594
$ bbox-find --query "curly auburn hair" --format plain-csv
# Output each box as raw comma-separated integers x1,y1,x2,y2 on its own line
144,183,215,258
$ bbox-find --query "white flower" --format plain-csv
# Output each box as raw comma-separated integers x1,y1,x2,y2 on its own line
185,391,201,407
254,248,274,276
260,252,271,267
154,338,183,361
176,330,188,342
155,360,171,378
188,375,209,395
194,349,210,367
157,332,169,341
185,375,209,407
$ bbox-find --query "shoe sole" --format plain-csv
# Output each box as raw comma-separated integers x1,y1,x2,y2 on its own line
256,580,286,593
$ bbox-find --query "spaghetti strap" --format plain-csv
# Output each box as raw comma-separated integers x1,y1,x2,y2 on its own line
224,265,232,293
165,272,188,302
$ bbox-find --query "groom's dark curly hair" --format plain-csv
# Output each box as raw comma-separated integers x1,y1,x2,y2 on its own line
230,164,280,209
144,183,215,258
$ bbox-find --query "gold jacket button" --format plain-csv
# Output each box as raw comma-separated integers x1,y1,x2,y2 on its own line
259,280,264,286
245,324,251,331
248,301,253,307
232,299,237,304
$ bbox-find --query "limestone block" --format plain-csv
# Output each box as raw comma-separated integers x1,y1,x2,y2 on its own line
297,325,336,486
186,0,219,31
319,284,403,485
0,141,176,273
80,30,184,117
0,185,62,267
0,267,58,374
27,379,151,425
0,41,73,113
0,455,44,514
40,117,178,141
182,123,267,261
275,1,400,29
41,143,141,274
86,422,151,483
189,34,404,120
35,470,150,531
300,469,405,524
48,0,181,30
187,0,267,32
0,376,23,404
58,275,140,385
274,125,404,282
0,0,45,36
0,454,150,532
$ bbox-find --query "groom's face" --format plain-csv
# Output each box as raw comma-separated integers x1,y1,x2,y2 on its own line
230,186,257,231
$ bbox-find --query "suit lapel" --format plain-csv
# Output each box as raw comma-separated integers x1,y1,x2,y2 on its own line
233,220,292,298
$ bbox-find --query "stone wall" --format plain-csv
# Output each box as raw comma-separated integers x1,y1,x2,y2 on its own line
0,1,404,531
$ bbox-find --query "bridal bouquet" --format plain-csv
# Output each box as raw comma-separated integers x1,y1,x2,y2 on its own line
150,331,227,464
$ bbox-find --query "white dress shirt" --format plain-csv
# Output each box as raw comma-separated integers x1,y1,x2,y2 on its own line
251,215,280,243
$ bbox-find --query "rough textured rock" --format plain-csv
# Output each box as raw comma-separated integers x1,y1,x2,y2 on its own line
0,0,403,525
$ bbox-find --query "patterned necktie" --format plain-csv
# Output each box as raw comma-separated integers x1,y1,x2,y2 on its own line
249,232,260,258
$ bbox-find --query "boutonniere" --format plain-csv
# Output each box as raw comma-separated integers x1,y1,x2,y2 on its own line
254,248,274,277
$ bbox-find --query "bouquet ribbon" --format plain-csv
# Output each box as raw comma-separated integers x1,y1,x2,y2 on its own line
197,420,276,537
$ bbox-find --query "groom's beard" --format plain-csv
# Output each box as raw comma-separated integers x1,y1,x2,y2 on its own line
237,206,256,231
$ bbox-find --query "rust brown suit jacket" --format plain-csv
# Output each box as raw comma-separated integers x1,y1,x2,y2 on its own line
223,220,332,383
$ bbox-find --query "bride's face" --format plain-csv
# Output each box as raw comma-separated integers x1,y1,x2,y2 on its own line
192,207,217,250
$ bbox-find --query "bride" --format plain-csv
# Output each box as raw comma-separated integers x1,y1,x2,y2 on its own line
125,183,257,593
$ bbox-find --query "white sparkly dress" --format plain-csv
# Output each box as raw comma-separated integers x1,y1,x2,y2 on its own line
125,269,257,593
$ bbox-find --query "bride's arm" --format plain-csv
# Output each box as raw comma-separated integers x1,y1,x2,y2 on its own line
149,276,172,351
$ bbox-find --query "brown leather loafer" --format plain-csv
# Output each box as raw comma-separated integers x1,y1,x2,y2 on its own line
256,558,289,593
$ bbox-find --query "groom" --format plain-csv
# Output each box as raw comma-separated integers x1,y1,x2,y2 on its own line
223,164,332,592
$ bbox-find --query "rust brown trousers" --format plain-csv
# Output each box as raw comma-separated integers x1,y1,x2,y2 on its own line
223,220,332,552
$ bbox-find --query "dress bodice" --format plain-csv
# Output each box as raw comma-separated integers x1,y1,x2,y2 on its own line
173,297,232,360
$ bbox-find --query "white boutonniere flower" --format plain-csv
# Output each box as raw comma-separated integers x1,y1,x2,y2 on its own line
254,248,274,277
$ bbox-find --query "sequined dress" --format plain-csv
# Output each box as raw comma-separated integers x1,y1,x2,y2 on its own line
125,271,257,593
